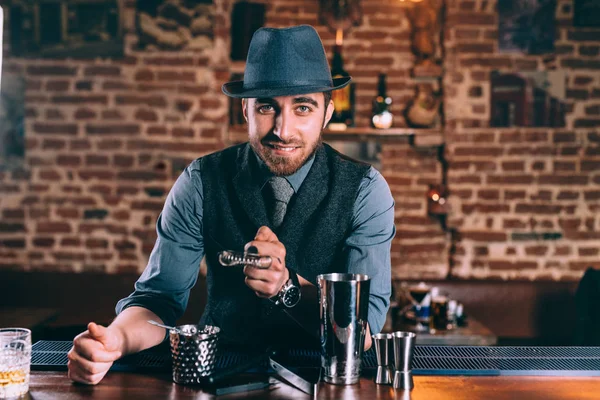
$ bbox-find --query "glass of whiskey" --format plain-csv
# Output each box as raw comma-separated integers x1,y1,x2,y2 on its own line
0,328,31,399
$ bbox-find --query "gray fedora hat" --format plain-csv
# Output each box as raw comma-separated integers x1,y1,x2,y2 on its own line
222,25,351,98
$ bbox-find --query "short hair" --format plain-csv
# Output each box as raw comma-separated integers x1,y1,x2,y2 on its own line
323,90,332,107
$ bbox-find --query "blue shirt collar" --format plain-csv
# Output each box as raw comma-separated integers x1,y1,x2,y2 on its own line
252,148,316,193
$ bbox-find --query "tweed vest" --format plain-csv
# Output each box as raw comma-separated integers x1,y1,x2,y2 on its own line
199,142,370,348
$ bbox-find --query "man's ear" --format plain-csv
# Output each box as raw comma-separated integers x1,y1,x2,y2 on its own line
242,98,248,122
323,99,334,129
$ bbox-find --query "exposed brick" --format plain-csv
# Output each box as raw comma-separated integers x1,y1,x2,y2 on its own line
568,30,600,42
2,209,25,219
84,66,121,76
56,208,79,219
574,76,594,85
455,28,480,40
97,140,123,150
115,95,167,108
135,70,154,82
33,238,55,247
78,170,116,180
461,231,507,241
76,81,93,91
539,175,588,185
143,57,195,66
559,218,582,230
42,139,66,150
580,45,600,57
74,108,97,120
477,189,500,200
86,238,109,249
501,161,524,171
457,43,494,53
27,66,77,76
172,127,194,138
584,191,600,201
554,161,576,172
33,123,78,135
52,95,108,105
574,119,600,128
113,155,135,168
561,58,600,69
56,155,82,167
36,222,71,234
71,140,92,151
86,125,141,135
463,203,509,214
135,109,159,122
503,219,527,229
86,155,110,166
45,80,70,92
489,261,538,270
516,204,562,215
525,246,547,256
156,71,196,82
579,247,599,257
557,191,580,200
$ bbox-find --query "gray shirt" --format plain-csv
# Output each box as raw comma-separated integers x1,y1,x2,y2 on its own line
116,149,396,334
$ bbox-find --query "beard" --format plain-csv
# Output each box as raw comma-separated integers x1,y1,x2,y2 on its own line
250,131,323,176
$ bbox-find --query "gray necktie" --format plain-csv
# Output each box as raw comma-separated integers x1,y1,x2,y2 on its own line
265,177,294,229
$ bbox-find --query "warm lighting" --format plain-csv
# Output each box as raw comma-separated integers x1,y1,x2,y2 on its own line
335,28,343,46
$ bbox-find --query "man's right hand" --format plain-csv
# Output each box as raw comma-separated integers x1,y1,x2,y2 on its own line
67,322,123,385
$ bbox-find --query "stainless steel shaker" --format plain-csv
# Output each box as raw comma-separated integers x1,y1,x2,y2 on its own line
317,273,370,385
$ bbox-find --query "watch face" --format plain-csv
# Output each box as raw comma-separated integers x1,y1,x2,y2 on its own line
282,285,301,307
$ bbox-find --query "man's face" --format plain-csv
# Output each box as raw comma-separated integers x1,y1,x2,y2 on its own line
243,93,334,176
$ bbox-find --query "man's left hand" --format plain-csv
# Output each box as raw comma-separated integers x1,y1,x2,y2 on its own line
243,226,290,298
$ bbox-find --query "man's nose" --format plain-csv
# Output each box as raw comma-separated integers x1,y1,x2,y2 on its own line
273,110,292,140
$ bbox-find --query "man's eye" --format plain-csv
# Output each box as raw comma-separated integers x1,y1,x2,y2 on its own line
258,105,274,113
297,105,311,113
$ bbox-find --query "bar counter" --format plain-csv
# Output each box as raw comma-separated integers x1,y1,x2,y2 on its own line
29,370,600,399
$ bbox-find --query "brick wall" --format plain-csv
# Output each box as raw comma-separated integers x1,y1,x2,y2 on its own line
445,0,600,280
0,0,598,281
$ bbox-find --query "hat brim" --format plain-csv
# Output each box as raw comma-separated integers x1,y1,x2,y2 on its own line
222,77,351,98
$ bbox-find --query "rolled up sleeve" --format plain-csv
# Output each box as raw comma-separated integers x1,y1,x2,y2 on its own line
344,167,395,335
115,160,205,327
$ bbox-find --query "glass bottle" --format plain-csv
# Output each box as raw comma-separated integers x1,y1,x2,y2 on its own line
371,73,393,129
329,44,355,128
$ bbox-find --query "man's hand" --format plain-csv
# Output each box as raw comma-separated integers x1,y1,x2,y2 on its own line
67,322,123,385
243,226,289,298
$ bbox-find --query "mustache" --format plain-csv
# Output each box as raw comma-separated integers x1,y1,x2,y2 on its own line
260,132,303,146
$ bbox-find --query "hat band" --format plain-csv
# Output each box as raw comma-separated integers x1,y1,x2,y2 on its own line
243,79,334,90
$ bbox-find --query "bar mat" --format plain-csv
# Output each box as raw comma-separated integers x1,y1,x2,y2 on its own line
31,341,600,376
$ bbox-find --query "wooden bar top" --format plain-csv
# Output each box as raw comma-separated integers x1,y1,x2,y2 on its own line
29,371,600,399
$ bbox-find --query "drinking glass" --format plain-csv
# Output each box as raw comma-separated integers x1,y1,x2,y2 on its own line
0,328,31,399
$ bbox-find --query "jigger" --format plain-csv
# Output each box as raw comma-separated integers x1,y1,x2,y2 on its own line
392,331,416,390
372,333,393,385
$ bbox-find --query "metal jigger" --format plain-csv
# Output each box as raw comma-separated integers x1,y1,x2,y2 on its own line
372,333,393,385
392,331,416,390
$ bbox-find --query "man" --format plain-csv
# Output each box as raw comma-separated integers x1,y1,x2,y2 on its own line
67,25,395,385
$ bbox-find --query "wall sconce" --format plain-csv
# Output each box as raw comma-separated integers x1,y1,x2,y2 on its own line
427,184,449,216
319,0,362,34
427,183,449,231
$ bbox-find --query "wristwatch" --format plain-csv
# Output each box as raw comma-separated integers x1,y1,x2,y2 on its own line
272,269,301,308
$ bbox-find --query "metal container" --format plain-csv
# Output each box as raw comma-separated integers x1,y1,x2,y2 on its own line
169,324,220,385
317,273,370,385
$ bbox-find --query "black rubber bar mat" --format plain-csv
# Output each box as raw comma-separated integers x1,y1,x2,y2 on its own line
32,341,600,376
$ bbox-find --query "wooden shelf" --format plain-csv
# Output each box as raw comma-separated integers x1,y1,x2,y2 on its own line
324,127,444,146
227,126,444,146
